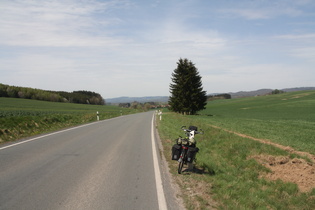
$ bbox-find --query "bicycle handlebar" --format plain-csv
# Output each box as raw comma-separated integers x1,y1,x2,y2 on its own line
181,126,203,134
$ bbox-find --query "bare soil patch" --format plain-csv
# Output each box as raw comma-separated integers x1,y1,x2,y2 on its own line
209,124,315,192
250,155,315,192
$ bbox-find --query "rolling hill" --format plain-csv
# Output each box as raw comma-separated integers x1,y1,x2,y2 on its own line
105,87,315,103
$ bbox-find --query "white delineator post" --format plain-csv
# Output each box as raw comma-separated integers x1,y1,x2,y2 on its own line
96,111,99,121
158,110,162,121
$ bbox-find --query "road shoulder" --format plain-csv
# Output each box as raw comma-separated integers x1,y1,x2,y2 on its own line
153,117,185,210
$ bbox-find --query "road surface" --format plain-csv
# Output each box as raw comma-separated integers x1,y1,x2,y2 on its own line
0,112,181,210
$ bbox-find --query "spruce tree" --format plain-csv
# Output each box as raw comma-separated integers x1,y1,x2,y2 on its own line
169,58,207,115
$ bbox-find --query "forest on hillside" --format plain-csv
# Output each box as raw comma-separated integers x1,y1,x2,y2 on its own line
0,83,105,105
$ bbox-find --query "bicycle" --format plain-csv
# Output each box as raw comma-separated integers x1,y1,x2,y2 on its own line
172,126,203,174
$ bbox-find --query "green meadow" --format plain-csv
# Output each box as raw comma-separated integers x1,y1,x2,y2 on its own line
157,90,315,209
198,90,315,155
0,97,137,142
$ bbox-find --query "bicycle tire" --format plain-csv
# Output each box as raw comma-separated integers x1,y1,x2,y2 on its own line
178,160,184,174
178,150,187,174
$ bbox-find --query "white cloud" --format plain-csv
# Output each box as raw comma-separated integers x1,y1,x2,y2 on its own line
0,0,127,47
218,0,309,20
220,8,271,20
274,33,315,40
220,7,303,20
273,33,315,61
289,47,315,61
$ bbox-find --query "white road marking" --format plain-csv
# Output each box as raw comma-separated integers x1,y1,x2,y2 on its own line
151,114,168,210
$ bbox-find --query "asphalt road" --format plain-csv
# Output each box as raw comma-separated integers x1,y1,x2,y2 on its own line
0,112,181,210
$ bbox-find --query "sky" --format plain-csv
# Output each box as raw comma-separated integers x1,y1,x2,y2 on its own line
1,0,314,99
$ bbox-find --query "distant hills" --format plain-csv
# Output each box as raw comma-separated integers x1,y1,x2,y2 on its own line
105,87,315,104
229,87,315,98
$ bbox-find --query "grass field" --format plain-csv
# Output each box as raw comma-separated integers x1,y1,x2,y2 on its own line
198,90,315,155
157,90,315,209
0,97,137,142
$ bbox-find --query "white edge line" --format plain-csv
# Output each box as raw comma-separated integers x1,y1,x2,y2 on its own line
151,113,168,210
0,117,118,151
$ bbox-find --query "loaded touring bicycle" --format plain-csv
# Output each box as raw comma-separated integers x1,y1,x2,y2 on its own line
172,126,203,174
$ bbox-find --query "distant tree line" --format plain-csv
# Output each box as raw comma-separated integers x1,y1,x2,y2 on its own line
207,93,231,101
118,101,169,111
0,83,105,105
118,103,131,108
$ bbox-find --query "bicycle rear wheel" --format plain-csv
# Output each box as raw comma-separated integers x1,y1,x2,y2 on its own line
178,160,184,174
178,150,186,174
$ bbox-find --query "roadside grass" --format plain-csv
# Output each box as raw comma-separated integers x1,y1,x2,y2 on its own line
157,90,315,209
0,97,137,142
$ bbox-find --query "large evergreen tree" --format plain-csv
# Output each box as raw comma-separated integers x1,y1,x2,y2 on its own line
169,58,207,115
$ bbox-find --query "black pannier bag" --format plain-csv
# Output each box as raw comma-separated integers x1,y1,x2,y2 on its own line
186,147,199,163
172,144,182,160
189,125,198,131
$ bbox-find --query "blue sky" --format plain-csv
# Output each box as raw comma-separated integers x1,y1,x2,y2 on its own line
1,0,314,98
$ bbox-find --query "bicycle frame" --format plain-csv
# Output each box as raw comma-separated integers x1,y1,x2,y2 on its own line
178,145,188,163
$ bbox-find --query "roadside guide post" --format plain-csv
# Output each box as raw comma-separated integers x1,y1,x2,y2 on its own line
96,111,99,121
158,110,162,121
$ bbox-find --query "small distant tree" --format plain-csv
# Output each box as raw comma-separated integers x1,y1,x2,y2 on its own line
144,103,152,111
207,93,231,101
169,58,207,115
271,89,284,95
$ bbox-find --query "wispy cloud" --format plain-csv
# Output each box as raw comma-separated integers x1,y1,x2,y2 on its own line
287,47,315,61
273,33,315,61
220,8,271,20
274,33,315,40
0,0,128,47
218,0,310,20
